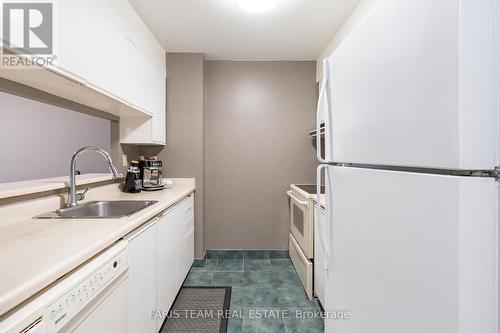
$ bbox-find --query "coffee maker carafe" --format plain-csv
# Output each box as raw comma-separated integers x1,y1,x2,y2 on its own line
139,156,164,191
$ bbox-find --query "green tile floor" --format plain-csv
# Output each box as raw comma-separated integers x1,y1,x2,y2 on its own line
183,250,324,333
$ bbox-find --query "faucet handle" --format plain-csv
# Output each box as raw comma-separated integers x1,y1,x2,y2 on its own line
76,187,90,202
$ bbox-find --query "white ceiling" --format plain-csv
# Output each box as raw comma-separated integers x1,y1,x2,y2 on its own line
129,0,362,60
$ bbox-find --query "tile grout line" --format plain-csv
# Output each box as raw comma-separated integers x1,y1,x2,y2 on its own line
204,252,312,332
241,255,246,331
210,259,217,286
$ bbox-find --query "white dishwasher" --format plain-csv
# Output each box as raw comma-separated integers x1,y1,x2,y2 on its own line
0,242,128,333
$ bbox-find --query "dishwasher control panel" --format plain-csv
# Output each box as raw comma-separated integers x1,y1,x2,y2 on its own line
45,250,127,331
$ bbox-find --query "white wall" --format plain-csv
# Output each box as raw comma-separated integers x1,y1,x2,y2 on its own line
0,91,112,183
316,0,379,82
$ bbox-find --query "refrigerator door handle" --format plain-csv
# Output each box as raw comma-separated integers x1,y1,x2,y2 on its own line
317,58,332,164
317,164,330,271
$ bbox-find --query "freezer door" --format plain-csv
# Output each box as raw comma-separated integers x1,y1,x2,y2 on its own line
323,166,498,333
327,0,499,169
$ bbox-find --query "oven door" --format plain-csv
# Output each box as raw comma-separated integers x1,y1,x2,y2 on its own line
287,190,313,259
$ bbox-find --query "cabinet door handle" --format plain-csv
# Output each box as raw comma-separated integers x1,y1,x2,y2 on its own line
161,205,176,216
125,218,158,241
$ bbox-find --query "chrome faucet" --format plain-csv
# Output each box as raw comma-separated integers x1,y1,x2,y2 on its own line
68,146,122,207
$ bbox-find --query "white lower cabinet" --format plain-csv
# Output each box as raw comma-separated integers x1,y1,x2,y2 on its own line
125,221,157,333
156,204,182,330
126,193,195,333
183,199,195,278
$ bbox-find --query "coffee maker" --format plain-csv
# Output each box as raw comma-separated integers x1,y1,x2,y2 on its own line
139,157,164,191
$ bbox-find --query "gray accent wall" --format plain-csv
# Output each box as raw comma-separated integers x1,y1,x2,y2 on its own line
165,53,206,258
144,57,318,253
141,53,206,258
0,91,112,183
205,61,318,250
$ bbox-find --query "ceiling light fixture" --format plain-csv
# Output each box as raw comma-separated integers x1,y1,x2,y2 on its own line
238,0,277,13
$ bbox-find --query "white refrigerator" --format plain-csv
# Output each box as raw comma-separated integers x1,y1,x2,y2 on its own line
316,1,499,332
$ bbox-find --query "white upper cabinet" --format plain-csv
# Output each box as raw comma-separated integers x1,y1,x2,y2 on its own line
102,0,166,144
1,0,166,145
57,0,136,108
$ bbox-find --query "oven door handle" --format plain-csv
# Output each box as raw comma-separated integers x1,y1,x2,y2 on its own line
286,190,308,207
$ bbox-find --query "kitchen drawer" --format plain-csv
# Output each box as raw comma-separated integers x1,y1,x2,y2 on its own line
184,215,194,237
184,195,195,208
289,234,313,300
183,195,195,219
184,205,194,219
164,194,194,219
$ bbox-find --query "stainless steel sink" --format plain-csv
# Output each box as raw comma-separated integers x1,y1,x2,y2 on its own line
34,200,158,219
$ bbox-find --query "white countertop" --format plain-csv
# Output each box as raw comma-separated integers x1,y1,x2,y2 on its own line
0,173,113,200
0,178,195,317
